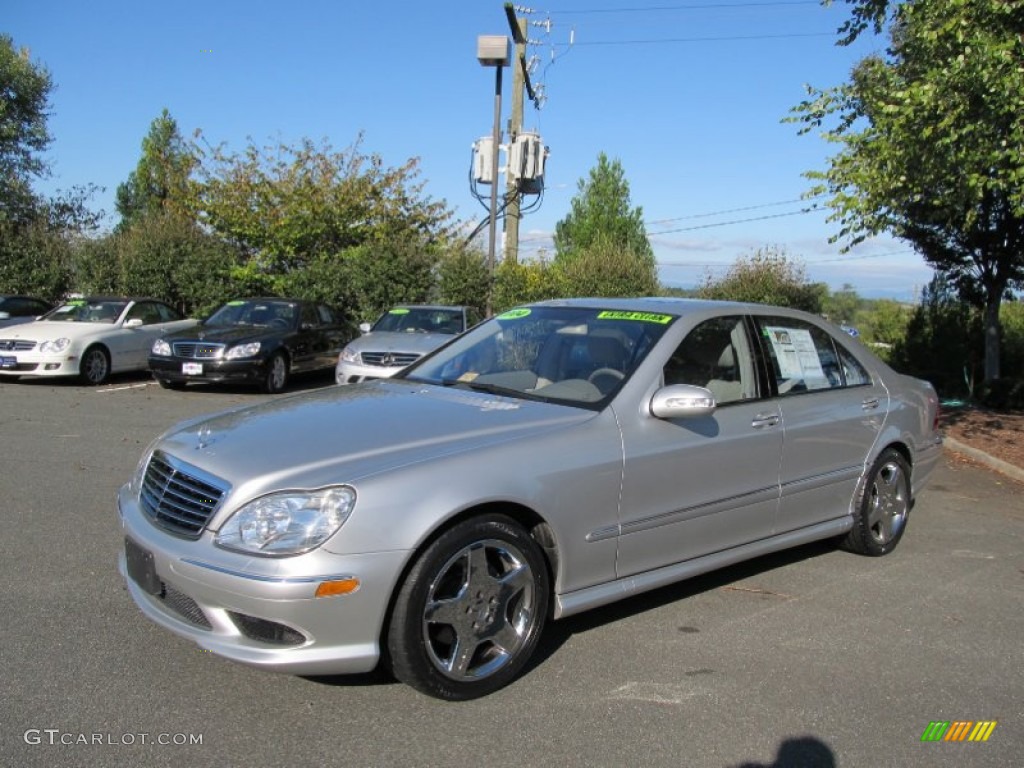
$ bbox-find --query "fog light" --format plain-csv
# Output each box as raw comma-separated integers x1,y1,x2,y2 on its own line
315,578,360,597
45,364,61,370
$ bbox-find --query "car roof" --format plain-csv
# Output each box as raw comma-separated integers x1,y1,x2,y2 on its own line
528,297,760,315
388,304,467,311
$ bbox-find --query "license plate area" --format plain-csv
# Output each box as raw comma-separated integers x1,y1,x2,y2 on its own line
182,362,203,375
125,537,162,596
0,356,17,369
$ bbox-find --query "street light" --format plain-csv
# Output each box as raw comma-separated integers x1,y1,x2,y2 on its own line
477,35,509,316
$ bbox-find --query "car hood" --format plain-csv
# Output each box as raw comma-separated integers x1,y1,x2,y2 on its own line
347,331,454,355
1,320,120,342
155,379,594,514
162,324,281,345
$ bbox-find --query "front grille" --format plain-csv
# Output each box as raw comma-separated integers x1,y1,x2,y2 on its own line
172,341,224,359
0,339,36,351
161,583,212,629
360,351,421,367
140,451,228,538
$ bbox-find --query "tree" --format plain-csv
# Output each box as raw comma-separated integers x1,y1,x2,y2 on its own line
793,0,1024,381
191,134,455,276
436,244,490,317
698,247,826,313
115,109,195,229
554,153,654,265
0,34,53,223
552,234,660,299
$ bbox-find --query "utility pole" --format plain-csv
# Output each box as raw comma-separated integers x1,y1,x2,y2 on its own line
504,6,527,265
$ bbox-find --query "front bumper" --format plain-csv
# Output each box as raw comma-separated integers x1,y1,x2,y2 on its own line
0,351,79,378
117,483,408,675
150,357,267,386
335,360,406,385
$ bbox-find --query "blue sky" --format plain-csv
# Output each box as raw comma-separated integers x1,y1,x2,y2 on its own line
6,0,932,299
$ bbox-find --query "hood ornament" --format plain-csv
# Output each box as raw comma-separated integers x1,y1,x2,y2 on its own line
196,425,216,451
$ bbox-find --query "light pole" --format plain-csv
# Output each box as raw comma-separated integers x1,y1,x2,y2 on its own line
477,35,509,316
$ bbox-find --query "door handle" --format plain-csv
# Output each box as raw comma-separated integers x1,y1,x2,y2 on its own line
751,412,780,428
861,397,880,410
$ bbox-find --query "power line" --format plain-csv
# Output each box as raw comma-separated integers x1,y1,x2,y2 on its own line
646,195,826,226
570,31,833,45
547,2,822,13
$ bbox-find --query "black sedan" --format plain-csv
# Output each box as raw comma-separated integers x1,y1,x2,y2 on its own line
149,298,352,394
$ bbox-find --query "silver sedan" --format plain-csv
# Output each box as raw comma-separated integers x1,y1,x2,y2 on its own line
118,298,942,700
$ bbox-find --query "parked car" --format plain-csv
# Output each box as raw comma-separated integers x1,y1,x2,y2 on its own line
0,297,196,385
335,304,477,384
149,298,352,394
0,295,54,329
118,298,942,700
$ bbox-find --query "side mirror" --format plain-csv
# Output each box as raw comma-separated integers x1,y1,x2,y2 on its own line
650,384,716,420
359,322,371,335
124,318,144,328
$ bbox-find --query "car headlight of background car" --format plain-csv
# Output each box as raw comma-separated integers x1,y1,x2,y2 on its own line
215,486,356,555
225,342,261,359
39,337,71,354
340,345,360,363
151,339,171,356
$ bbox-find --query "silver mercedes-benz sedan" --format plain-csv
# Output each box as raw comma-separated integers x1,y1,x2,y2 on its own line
118,298,942,700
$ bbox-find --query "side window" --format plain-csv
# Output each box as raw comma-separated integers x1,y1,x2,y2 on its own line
127,302,160,325
663,316,758,405
317,306,334,325
755,316,848,394
301,304,319,327
837,345,871,386
154,302,181,322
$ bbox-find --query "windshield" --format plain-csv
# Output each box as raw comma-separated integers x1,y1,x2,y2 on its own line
206,300,298,328
373,307,464,334
44,299,128,324
402,306,677,408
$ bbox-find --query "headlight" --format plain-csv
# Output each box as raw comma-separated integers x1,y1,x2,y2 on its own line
341,346,360,363
39,337,70,354
215,486,356,555
226,342,261,359
151,339,171,356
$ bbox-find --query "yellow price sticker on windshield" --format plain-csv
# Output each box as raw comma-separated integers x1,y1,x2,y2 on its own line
597,311,673,324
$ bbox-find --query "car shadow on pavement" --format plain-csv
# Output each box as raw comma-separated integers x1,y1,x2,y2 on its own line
526,539,839,676
730,736,837,768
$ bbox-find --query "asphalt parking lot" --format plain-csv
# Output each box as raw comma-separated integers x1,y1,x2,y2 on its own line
1,373,1021,768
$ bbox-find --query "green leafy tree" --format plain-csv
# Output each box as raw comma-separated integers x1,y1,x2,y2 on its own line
0,34,53,223
793,0,1024,381
192,134,455,277
554,153,654,266
699,246,826,313
115,109,195,229
552,234,660,299
491,258,562,313
436,244,490,317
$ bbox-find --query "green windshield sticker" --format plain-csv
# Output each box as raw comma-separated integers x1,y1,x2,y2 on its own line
389,308,410,315
67,300,86,307
597,311,673,324
226,300,246,306
497,308,532,320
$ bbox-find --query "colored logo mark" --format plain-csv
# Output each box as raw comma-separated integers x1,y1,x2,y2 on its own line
921,721,998,742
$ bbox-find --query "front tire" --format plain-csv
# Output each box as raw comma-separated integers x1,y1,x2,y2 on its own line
842,448,911,556
79,346,110,385
260,352,289,394
386,515,550,701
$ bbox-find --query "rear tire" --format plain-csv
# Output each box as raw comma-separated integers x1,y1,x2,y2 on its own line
842,448,911,556
79,346,110,385
386,515,549,700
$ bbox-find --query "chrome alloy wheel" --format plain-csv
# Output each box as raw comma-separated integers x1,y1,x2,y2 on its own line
866,459,908,546
421,538,538,682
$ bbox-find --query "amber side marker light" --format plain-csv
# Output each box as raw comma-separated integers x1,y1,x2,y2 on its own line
315,578,360,597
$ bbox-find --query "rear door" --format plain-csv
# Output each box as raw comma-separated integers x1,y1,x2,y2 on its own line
751,313,888,534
